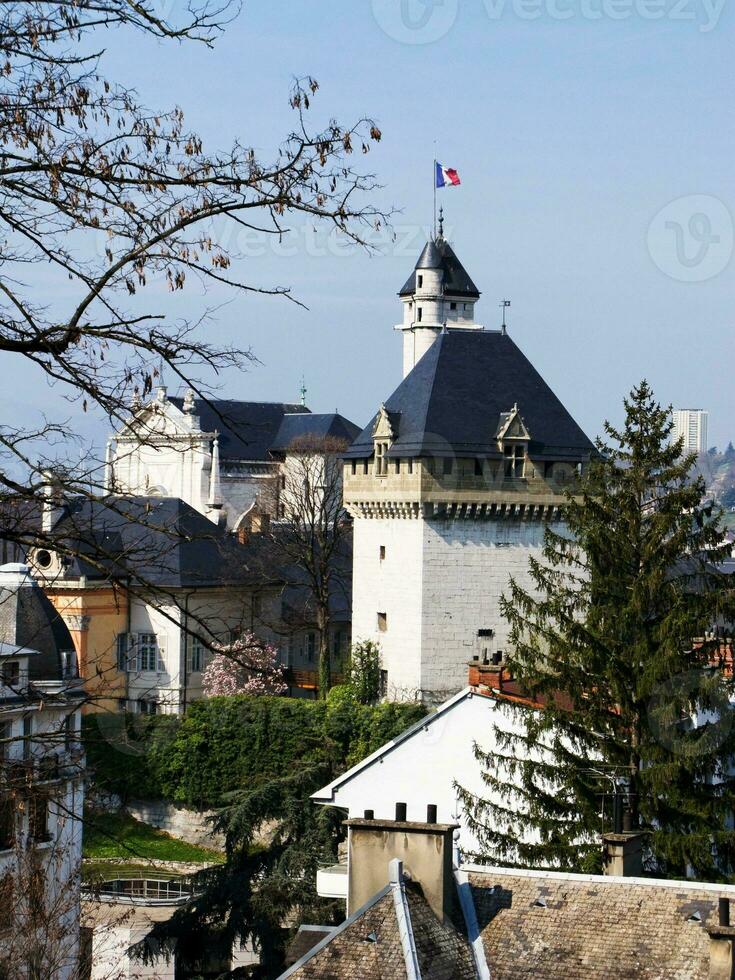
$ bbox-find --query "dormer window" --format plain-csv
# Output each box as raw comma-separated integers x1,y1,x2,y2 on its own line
504,444,526,479
1,662,20,688
372,404,395,479
496,404,531,481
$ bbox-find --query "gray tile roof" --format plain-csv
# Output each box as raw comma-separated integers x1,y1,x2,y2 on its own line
399,238,481,299
469,867,732,979
281,883,475,980
270,413,362,454
168,398,310,462
345,330,595,460
52,496,271,590
0,572,74,680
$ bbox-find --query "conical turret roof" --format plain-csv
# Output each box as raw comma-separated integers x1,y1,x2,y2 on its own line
415,240,443,270
399,237,480,299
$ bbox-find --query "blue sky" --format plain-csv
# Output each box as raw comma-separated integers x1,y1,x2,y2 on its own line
6,0,734,451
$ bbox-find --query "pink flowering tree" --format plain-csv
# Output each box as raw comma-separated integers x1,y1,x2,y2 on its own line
202,632,287,697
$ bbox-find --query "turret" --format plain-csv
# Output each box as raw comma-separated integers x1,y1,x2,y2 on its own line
395,213,482,377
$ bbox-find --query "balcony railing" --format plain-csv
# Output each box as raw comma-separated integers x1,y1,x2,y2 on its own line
82,877,193,906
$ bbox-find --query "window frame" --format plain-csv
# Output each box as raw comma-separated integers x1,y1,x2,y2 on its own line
0,797,15,852
1,661,20,688
28,793,51,843
374,441,389,477
503,442,526,480
137,632,163,673
187,635,206,675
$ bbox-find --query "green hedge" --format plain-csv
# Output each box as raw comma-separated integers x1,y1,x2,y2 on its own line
83,693,426,809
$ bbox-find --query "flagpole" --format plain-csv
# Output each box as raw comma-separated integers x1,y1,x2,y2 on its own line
433,157,437,240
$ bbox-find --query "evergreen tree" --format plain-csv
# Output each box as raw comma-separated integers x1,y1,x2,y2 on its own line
460,382,735,879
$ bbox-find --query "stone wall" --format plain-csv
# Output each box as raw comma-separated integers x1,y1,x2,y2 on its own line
124,800,225,851
352,513,565,700
419,517,564,696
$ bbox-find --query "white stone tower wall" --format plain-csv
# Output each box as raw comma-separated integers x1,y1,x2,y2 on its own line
351,514,565,701
351,516,426,698
413,267,443,324
418,518,564,697
402,327,442,378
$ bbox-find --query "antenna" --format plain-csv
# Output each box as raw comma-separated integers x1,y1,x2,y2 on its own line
499,299,511,335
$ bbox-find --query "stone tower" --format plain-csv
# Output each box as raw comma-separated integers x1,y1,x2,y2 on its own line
345,233,594,702
395,214,483,378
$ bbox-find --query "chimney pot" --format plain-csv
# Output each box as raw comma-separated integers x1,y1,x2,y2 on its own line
427,804,438,823
395,802,407,822
613,792,624,834
364,809,374,820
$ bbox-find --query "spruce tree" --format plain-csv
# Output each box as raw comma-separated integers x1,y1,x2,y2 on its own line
460,382,735,879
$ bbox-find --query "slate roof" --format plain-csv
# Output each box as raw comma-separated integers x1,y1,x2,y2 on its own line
399,238,480,299
50,496,272,590
469,866,732,979
0,566,74,680
281,881,475,980
270,413,362,454
345,330,595,461
168,398,310,462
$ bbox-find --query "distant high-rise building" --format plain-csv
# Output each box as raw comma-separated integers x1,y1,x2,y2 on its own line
672,409,709,454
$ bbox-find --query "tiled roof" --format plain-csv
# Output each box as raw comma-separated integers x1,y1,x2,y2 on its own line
168,398,310,461
0,569,74,680
281,882,475,980
399,238,481,299
51,496,271,589
344,330,595,460
270,413,362,454
469,866,732,979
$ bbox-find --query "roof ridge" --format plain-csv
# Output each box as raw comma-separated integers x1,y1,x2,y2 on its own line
390,859,422,980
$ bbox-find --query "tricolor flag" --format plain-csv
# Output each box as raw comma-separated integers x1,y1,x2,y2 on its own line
435,162,461,188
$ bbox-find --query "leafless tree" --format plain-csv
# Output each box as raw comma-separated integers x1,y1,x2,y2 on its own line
262,435,351,696
0,0,388,561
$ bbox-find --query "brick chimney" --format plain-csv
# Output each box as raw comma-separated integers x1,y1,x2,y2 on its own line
345,803,458,924
708,898,735,980
468,657,507,690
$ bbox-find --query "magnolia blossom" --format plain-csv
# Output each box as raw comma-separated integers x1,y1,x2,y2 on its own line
202,632,287,697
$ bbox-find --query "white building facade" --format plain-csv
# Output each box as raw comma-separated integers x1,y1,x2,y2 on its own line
107,387,359,533
672,408,709,455
0,565,86,980
345,231,594,701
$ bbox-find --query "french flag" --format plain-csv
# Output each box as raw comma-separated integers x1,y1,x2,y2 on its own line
435,162,461,188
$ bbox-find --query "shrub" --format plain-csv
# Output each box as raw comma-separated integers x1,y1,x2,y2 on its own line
83,695,427,809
